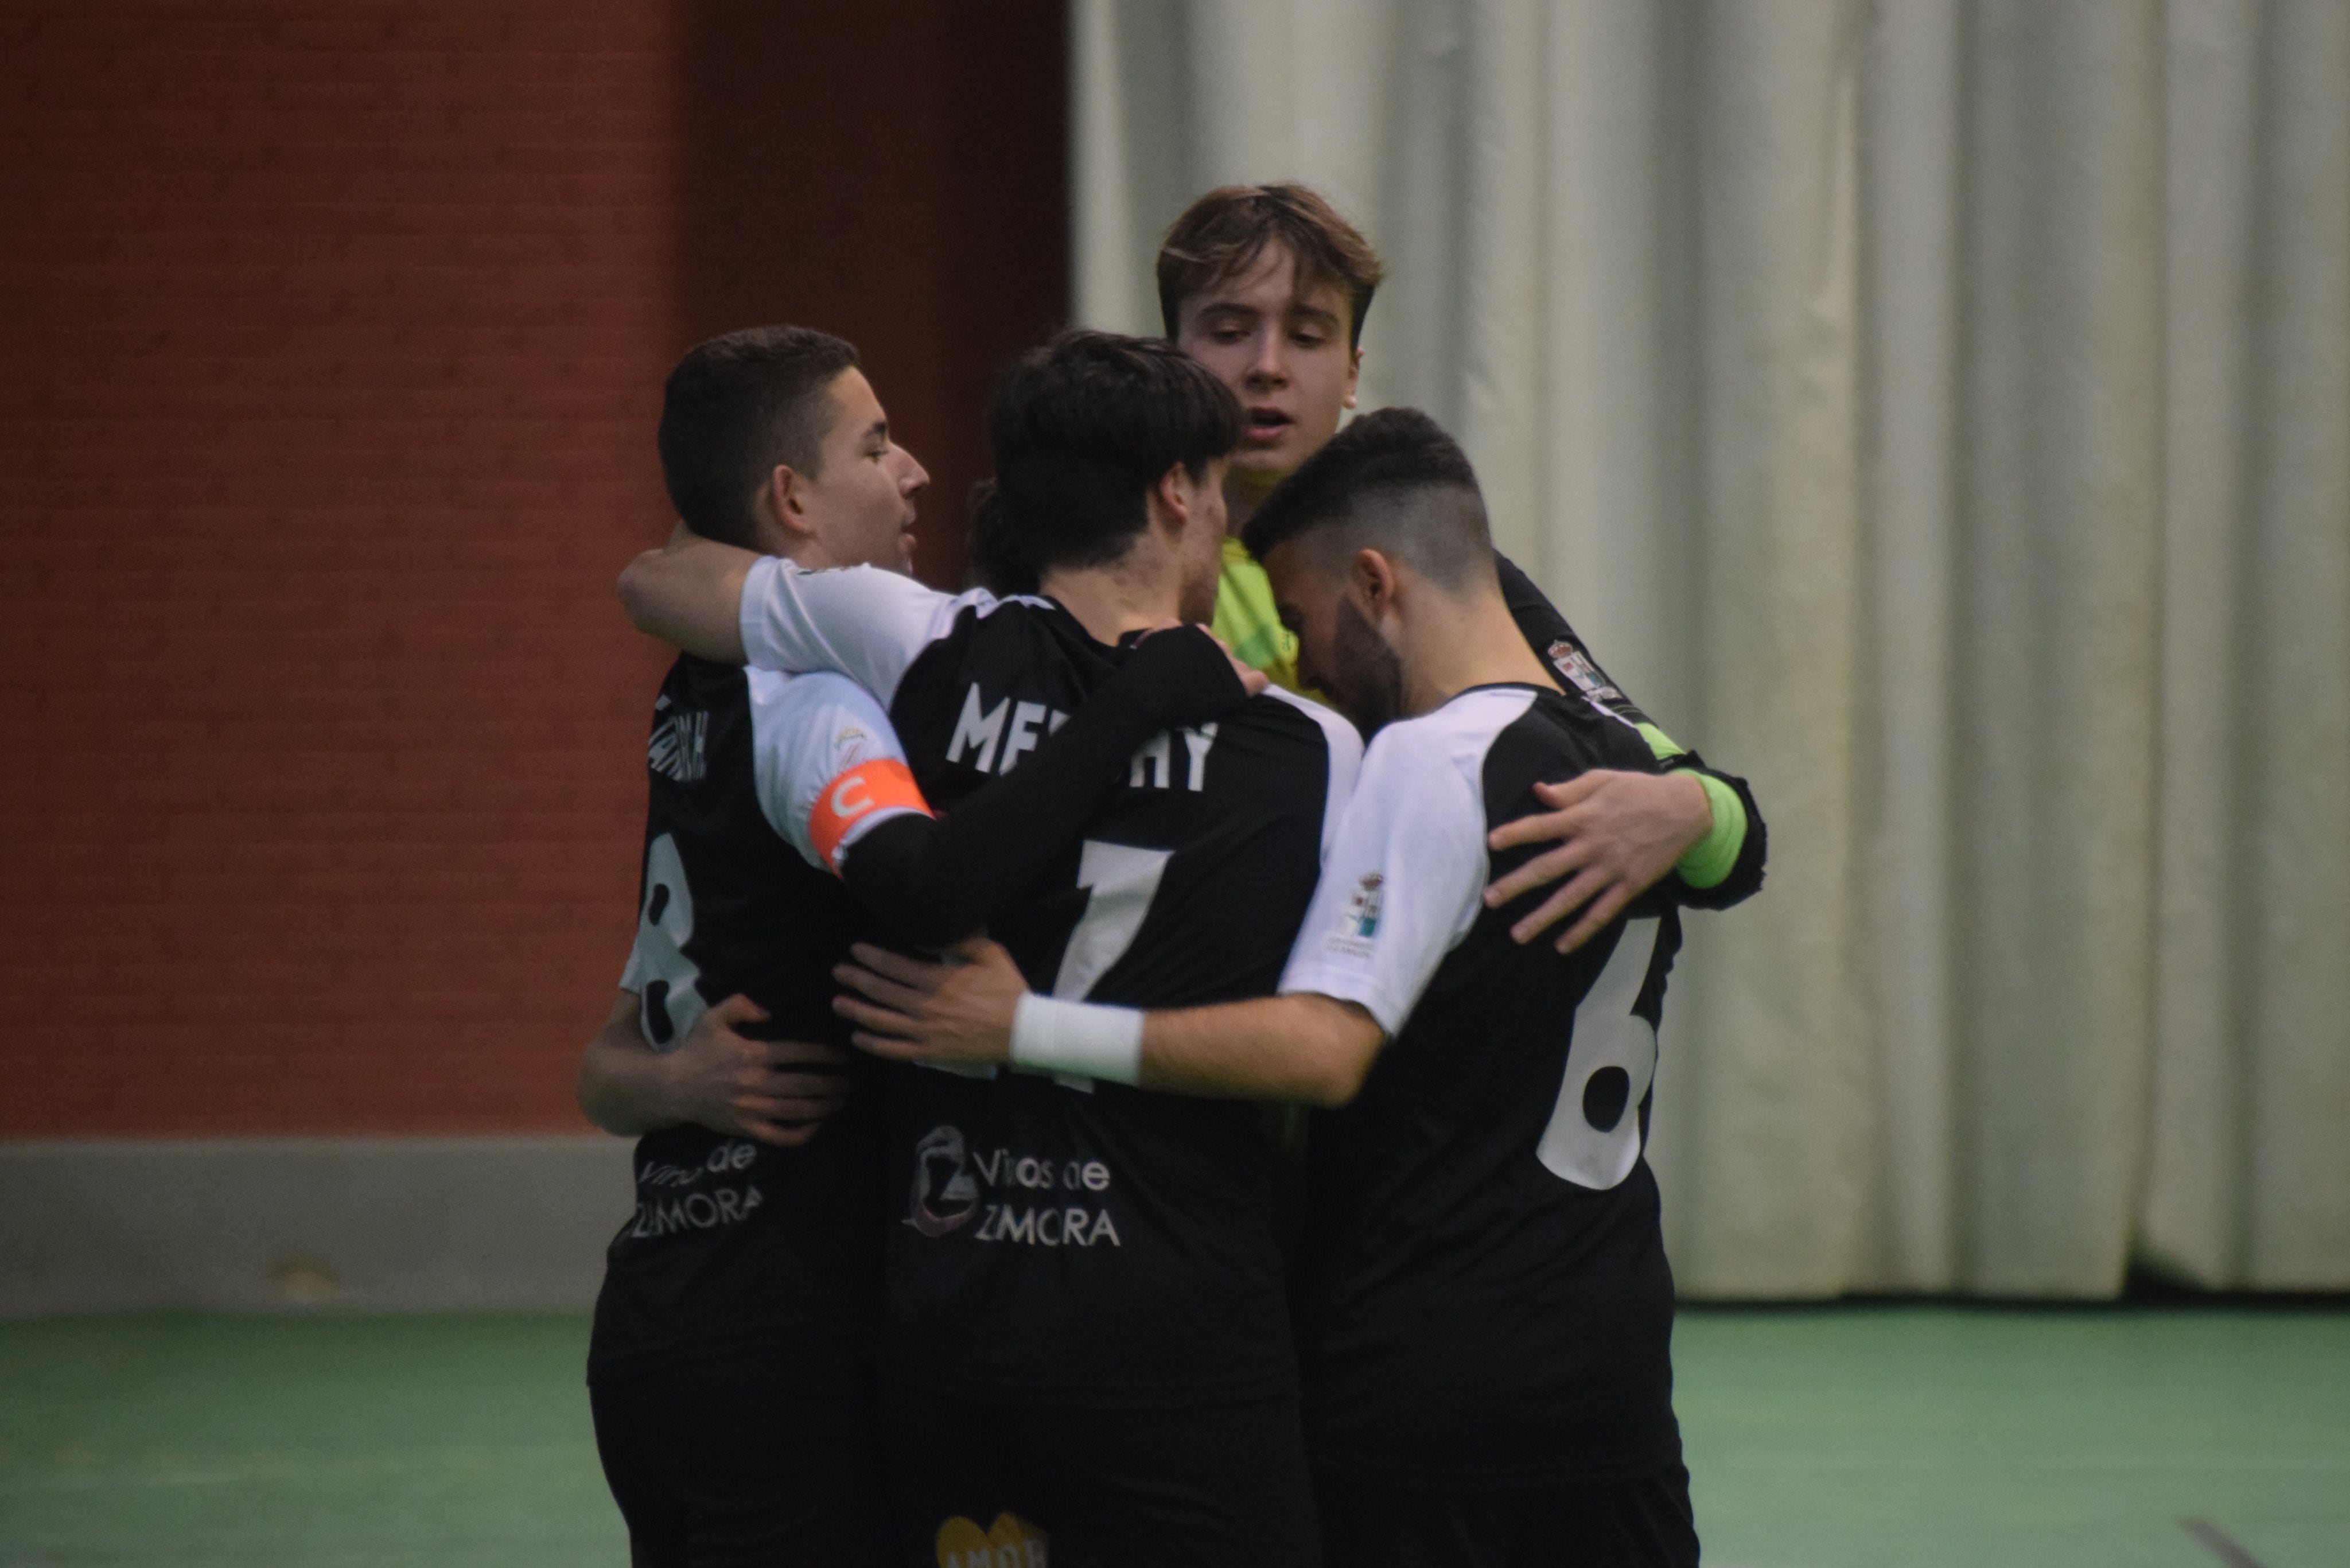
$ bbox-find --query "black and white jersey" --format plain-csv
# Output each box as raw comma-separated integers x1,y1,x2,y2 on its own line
737,557,1363,1409
588,656,926,1384
1279,683,1686,1487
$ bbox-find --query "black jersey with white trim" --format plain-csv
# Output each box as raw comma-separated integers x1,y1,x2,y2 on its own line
1279,683,1686,1486
588,656,909,1384
733,557,1363,1408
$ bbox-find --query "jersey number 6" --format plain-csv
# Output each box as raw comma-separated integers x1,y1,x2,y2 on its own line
1535,916,1662,1191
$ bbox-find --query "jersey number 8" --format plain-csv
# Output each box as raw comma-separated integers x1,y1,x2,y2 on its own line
624,833,707,1050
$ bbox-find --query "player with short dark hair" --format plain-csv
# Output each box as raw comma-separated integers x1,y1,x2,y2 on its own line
582,325,1259,1567
839,407,1707,1568
617,328,1359,1566
657,324,873,553
1161,182,1765,950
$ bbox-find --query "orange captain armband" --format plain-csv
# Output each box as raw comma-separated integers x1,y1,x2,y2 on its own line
808,757,933,873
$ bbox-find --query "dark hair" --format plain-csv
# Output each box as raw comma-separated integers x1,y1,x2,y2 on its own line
964,477,1038,596
988,329,1242,575
658,325,860,547
1242,407,1492,588
1157,184,1386,347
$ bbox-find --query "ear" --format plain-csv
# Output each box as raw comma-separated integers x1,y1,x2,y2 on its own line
1150,462,1196,535
758,464,819,544
1349,546,1399,613
1344,345,1363,411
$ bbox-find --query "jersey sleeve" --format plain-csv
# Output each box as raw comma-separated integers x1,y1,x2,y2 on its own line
737,556,982,706
1277,724,1488,1036
746,670,933,874
1259,686,1365,860
1495,551,1765,902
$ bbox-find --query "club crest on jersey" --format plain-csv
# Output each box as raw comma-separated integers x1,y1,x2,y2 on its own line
908,1125,980,1236
648,709,708,783
1327,871,1383,958
1546,639,1627,707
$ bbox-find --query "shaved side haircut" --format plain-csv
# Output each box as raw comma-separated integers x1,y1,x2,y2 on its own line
1157,184,1386,347
1241,407,1495,591
659,324,859,548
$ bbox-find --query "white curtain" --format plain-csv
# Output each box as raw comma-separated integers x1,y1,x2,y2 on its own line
1071,0,2350,1295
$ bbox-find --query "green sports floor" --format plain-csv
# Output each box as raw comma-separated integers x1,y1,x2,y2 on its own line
2,1306,2343,1567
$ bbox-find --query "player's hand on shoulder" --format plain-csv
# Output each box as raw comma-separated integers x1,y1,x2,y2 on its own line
1214,635,1272,698
834,937,1025,1065
1483,769,1713,953
1131,622,1271,715
667,992,854,1147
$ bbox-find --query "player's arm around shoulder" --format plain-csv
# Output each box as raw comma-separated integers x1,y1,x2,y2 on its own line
576,989,856,1147
617,524,757,662
828,716,1480,1106
619,530,964,702
830,939,1388,1107
1489,551,1767,929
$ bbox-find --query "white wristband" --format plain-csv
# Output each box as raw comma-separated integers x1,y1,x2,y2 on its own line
1009,994,1145,1086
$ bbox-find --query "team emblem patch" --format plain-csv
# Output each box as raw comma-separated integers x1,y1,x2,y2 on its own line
1325,871,1383,959
1546,638,1627,706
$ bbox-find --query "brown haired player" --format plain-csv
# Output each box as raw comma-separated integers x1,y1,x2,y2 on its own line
1160,183,1765,947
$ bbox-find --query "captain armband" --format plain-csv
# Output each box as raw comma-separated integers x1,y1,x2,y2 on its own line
808,758,932,873
1010,995,1145,1087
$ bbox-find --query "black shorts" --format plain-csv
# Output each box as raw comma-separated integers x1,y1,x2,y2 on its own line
882,1379,1321,1568
590,1347,890,1568
1314,1462,1697,1568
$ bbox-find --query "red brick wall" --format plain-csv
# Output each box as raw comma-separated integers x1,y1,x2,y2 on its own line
675,2,1069,589
0,2,1067,1135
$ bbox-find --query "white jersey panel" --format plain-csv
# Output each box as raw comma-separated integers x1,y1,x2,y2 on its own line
1278,687,1537,1034
1258,684,1364,859
745,668,921,871
737,557,990,706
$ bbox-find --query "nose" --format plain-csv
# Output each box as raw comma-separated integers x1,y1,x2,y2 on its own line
1246,328,1287,388
898,448,930,495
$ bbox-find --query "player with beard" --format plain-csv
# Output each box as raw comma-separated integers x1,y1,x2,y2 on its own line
838,408,1711,1568
1155,184,1764,948
580,326,1260,1566
616,330,1359,1566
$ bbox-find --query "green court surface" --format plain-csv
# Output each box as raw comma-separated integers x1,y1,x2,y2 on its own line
1,1308,2343,1567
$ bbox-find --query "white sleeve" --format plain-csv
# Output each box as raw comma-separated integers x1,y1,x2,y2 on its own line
736,556,983,706
1259,686,1364,859
747,670,931,873
1276,723,1488,1036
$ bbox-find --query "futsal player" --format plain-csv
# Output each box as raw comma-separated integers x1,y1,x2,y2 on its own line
618,330,1360,1565
1159,183,1765,944
581,326,1258,1566
839,408,1709,1567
